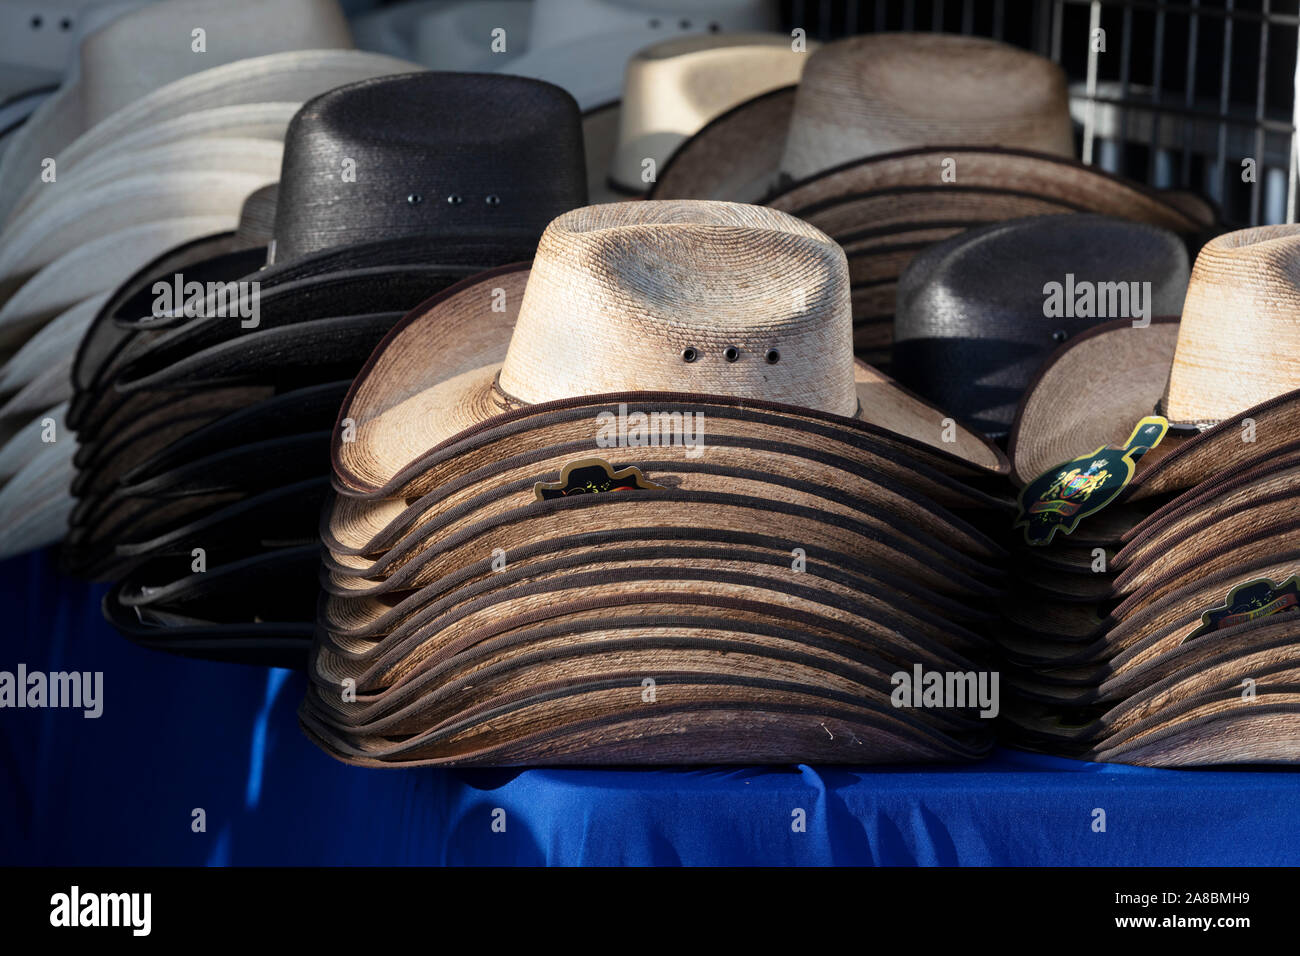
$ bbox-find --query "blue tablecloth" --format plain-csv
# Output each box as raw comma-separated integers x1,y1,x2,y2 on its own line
3,548,1298,866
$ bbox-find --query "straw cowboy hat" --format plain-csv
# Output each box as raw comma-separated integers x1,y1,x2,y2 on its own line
1009,225,1300,494
1002,614,1300,765
597,32,814,198
650,32,1075,204
892,215,1191,437
334,202,1004,486
68,184,278,420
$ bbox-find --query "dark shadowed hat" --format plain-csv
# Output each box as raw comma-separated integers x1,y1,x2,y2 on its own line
893,215,1190,436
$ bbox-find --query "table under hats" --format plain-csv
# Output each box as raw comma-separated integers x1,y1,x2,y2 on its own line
5,548,1297,867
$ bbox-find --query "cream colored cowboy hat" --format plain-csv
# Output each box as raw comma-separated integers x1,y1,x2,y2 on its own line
1009,225,1300,498
0,0,352,222
0,421,74,559
334,199,1005,504
600,32,815,197
0,214,232,351
0,139,281,294
651,32,1075,203
495,0,779,111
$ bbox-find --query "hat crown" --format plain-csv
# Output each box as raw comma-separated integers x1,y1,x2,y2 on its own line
779,33,1074,182
80,0,352,128
496,200,858,417
271,72,587,263
1164,224,1300,422
611,32,813,190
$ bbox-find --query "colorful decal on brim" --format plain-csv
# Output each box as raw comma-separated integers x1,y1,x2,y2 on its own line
1014,416,1169,546
1183,575,1300,643
534,457,665,501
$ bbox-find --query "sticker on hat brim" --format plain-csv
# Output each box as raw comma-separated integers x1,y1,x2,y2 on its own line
1183,575,1300,643
533,457,665,501
1014,416,1169,546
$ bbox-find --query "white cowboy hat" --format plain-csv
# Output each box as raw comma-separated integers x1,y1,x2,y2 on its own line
0,0,354,223
0,169,273,297
0,215,231,351
3,136,279,254
0,292,109,403
0,429,75,559
0,398,65,481
494,0,779,110
2,47,419,226
0,295,110,422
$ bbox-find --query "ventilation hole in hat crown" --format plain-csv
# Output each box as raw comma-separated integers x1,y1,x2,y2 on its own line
1051,329,1067,343
406,193,422,205
682,347,698,363
679,19,691,28
485,194,501,206
708,22,721,32
723,346,740,363
447,193,463,205
765,349,781,364
648,18,660,28
29,15,42,27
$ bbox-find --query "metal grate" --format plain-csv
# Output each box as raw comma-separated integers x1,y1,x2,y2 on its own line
783,0,1300,225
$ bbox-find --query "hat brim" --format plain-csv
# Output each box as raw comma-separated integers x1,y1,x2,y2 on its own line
1008,317,1300,498
334,263,1008,499
324,411,1010,559
0,171,272,297
298,685,992,767
323,488,1007,601
63,475,327,580
69,237,266,426
0,50,420,224
320,522,998,640
765,146,1204,236
307,627,982,740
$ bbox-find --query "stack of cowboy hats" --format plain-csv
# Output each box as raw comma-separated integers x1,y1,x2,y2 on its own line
0,0,424,557
998,224,1300,767
301,199,1017,766
649,33,1215,367
60,71,589,664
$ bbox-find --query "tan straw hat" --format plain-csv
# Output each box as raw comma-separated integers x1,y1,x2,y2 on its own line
1009,225,1300,493
334,200,1005,503
651,33,1074,202
605,32,813,195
